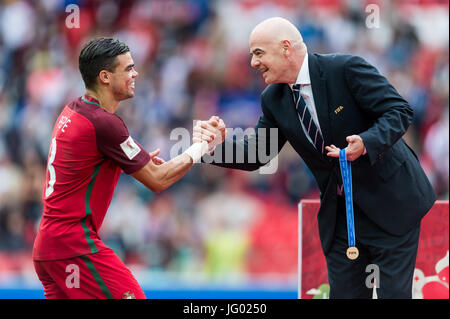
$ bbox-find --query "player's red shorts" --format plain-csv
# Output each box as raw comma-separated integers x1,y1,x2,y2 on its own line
33,248,146,299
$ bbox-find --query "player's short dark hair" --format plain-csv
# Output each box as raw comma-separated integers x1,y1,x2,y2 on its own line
79,37,130,89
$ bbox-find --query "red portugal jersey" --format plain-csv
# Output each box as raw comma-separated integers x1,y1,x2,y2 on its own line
33,95,150,261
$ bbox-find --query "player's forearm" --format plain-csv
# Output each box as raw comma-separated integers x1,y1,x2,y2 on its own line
132,153,193,193
132,142,208,193
153,153,194,192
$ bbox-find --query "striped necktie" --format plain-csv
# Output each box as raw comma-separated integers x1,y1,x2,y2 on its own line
292,84,325,155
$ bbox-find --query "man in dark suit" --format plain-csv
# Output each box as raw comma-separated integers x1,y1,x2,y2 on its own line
194,17,436,298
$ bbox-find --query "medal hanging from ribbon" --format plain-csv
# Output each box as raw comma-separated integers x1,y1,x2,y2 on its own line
339,149,359,260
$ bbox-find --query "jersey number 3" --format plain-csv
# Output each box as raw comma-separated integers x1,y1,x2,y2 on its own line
45,137,57,198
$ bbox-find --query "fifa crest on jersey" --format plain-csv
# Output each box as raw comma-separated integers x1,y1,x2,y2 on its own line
120,136,141,160
122,290,136,299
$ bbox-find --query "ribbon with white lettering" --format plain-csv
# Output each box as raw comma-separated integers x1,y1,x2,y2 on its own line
339,148,359,260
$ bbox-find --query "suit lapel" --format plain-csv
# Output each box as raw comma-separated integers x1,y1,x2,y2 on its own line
309,54,331,147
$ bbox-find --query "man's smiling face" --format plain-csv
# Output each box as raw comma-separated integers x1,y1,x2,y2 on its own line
249,33,292,85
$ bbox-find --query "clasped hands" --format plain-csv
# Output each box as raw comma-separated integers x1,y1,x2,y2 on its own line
147,116,226,165
191,117,365,162
192,116,227,152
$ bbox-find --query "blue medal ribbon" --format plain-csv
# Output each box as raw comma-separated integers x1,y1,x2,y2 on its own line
339,149,356,249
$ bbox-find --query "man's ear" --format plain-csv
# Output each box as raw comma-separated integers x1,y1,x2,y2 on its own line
98,70,111,85
281,40,291,57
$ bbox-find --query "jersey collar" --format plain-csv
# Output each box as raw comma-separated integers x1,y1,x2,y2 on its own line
82,94,101,107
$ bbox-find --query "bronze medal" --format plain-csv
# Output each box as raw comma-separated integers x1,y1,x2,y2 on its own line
346,246,359,260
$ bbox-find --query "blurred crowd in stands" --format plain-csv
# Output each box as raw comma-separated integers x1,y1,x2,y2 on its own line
0,0,448,284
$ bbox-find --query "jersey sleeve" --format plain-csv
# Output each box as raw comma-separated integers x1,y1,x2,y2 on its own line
93,113,150,174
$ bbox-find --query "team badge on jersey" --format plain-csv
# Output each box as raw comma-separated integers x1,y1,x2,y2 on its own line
120,136,141,160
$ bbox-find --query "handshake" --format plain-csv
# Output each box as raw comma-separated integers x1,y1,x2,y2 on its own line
192,116,227,153
151,116,227,165
182,116,227,163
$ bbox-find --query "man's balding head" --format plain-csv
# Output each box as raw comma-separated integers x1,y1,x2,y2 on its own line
250,17,303,47
249,17,306,85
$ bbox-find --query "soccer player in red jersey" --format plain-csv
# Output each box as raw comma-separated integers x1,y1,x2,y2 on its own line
32,37,225,299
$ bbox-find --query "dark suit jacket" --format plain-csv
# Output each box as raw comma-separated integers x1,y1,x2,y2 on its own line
205,53,437,255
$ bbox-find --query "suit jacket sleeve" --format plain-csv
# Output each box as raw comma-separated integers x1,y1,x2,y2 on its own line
344,55,414,166
202,97,287,171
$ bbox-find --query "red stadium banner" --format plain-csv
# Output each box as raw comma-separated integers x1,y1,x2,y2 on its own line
298,200,449,299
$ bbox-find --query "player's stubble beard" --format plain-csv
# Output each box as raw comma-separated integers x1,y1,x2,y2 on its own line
112,81,135,101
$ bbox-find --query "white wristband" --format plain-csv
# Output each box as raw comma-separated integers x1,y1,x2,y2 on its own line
185,141,209,163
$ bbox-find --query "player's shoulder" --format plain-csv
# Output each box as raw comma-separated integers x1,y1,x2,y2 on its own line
90,108,126,133
68,96,129,141
90,111,128,143
69,96,128,138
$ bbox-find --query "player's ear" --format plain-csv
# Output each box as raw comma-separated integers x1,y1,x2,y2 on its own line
98,70,111,85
